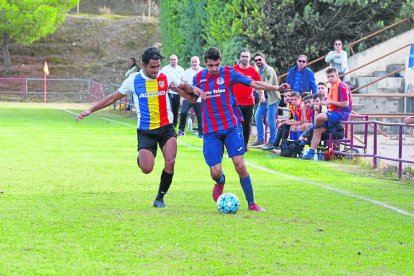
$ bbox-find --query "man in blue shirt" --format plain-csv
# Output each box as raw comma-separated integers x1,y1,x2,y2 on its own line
286,54,317,95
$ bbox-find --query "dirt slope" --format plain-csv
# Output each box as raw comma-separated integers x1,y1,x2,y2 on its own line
3,14,160,87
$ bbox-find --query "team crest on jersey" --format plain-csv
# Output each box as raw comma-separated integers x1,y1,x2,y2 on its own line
158,81,165,88
216,77,224,85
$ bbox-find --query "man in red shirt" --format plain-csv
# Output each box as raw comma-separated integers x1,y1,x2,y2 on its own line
233,49,262,148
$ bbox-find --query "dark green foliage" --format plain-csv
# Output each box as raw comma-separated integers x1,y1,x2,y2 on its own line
0,0,80,74
159,0,413,73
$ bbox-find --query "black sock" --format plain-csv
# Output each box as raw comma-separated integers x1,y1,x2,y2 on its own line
213,172,225,185
156,170,173,201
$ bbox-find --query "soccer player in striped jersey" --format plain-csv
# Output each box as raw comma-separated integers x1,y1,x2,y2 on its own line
76,47,205,208
192,47,289,212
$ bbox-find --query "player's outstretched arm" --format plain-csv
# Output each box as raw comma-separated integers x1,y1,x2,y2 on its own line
76,91,125,121
250,81,290,92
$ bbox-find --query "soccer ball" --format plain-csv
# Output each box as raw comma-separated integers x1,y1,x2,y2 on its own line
216,193,240,214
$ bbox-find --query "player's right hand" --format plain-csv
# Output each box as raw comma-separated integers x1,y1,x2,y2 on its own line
76,110,91,121
193,86,207,100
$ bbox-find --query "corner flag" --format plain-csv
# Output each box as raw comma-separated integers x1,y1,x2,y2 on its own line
43,61,49,76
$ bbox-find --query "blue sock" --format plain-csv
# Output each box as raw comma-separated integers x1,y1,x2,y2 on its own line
240,175,254,205
290,131,297,140
307,149,315,156
297,131,303,138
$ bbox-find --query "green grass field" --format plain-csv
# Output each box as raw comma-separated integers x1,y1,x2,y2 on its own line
1,102,413,274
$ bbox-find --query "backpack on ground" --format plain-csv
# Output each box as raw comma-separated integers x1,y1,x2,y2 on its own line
280,140,303,158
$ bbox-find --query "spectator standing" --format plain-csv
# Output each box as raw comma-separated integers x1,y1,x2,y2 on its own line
76,47,204,208
178,56,204,137
187,47,289,212
251,53,280,148
125,57,140,77
233,49,262,148
286,54,317,95
303,68,352,160
162,54,185,128
325,39,350,83
271,89,293,149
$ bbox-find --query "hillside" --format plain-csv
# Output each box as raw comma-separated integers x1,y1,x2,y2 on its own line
3,14,160,88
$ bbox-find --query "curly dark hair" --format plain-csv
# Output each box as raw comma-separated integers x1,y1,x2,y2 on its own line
141,47,164,65
203,47,222,63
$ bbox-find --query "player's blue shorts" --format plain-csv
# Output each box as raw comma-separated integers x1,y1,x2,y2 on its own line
203,126,246,167
323,111,349,131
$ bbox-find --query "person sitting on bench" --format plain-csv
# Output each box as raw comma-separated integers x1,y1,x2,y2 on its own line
303,67,352,160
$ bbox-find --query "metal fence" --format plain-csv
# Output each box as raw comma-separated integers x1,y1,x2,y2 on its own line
0,77,104,103
328,115,414,178
109,82,135,115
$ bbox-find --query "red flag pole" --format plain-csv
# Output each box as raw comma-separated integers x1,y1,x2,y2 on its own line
44,71,47,103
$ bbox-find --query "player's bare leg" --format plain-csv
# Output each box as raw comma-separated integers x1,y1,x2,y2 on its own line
153,137,177,208
137,149,155,174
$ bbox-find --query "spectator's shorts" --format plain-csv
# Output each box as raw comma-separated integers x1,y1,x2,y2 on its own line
323,111,349,132
203,126,246,167
137,124,177,157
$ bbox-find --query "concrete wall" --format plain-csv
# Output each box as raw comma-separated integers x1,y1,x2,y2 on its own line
314,28,414,94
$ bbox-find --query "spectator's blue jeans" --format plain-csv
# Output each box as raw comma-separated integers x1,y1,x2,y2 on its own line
254,101,279,144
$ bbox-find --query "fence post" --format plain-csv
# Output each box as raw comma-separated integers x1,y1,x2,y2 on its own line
373,123,378,169
350,124,354,159
25,78,28,101
398,125,403,178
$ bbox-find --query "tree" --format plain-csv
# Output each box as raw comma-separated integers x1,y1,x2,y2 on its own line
250,0,414,75
0,0,79,75
159,0,184,63
178,0,207,64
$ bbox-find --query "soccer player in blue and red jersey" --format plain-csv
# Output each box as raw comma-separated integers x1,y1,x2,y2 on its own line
193,47,289,212
303,67,352,160
76,47,204,208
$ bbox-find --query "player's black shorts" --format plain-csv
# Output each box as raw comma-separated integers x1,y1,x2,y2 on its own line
137,124,177,157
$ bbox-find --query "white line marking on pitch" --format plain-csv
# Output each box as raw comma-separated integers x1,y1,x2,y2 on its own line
60,109,136,128
56,109,414,219
179,141,414,219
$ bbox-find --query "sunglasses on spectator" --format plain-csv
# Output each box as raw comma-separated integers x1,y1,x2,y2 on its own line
297,60,306,63
255,58,262,62
335,43,342,45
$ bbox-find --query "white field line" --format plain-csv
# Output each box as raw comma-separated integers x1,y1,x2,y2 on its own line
60,108,136,128
179,142,414,219
58,109,414,219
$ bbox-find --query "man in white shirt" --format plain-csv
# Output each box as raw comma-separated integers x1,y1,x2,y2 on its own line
177,56,204,138
161,54,185,128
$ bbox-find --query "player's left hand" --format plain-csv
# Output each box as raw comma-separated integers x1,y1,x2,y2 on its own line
169,83,179,93
279,83,290,91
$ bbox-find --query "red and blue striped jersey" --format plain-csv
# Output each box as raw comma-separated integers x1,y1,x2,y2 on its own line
193,66,253,134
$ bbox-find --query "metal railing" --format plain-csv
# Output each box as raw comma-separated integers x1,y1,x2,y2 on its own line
328,116,414,179
348,17,411,54
0,77,103,103
109,82,135,114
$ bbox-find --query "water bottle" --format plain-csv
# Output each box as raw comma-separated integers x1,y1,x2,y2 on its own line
187,117,193,132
